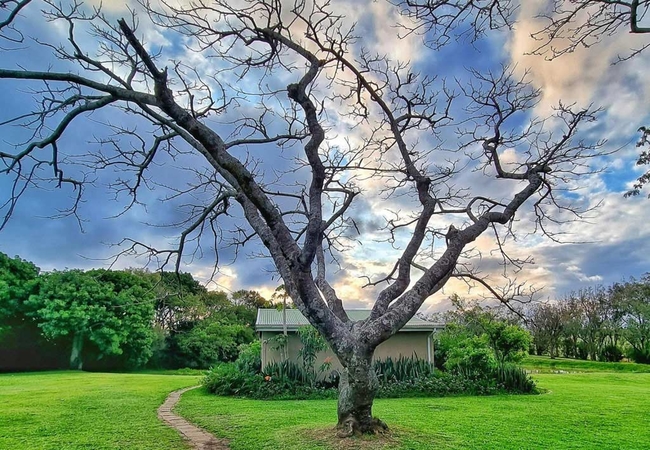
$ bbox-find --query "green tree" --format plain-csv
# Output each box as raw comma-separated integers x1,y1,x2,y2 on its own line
149,271,208,331
481,320,531,364
0,252,39,337
25,269,155,370
436,324,497,375
171,318,255,368
231,290,272,309
444,298,531,364
615,277,650,363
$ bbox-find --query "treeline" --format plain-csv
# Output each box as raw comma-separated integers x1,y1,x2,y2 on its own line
0,252,281,372
527,277,650,363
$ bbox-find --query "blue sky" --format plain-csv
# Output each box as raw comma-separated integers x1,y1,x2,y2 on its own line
1,0,649,313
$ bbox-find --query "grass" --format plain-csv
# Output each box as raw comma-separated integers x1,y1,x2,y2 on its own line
522,355,650,373
177,372,650,449
3,361,649,449
0,371,200,450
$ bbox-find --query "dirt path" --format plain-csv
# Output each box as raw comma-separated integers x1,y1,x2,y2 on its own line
158,386,230,450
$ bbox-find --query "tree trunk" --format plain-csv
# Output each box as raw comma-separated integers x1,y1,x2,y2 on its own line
70,333,84,370
336,350,387,437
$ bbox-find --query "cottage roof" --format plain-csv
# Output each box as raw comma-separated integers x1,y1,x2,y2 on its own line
255,308,443,332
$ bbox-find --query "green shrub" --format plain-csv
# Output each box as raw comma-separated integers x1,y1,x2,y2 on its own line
263,360,310,384
203,362,338,399
628,346,650,364
296,326,328,384
203,363,261,396
376,369,535,398
236,340,261,374
600,344,624,362
493,364,536,393
444,335,497,376
373,355,435,383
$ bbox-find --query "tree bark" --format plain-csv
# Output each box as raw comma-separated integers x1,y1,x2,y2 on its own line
70,333,83,370
336,348,387,436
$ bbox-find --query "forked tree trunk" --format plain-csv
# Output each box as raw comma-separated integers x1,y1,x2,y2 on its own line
336,349,387,436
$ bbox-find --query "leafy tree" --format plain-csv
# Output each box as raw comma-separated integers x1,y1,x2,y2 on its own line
436,324,497,375
25,269,155,369
0,0,607,433
171,318,255,368
614,277,650,363
231,290,273,309
481,320,531,364
0,252,61,371
149,271,208,331
529,303,566,359
0,252,39,337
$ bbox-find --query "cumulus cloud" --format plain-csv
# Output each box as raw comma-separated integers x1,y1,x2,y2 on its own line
508,1,650,128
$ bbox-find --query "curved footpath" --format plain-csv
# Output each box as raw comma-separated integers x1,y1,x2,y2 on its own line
158,386,230,450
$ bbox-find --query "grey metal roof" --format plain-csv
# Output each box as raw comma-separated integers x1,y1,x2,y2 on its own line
255,308,443,332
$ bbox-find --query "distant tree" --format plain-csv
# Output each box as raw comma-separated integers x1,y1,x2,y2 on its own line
149,271,208,331
230,290,273,309
614,277,650,363
481,319,531,364
272,284,294,309
171,318,255,367
529,303,565,359
573,287,611,360
560,297,584,359
436,299,530,371
25,269,155,369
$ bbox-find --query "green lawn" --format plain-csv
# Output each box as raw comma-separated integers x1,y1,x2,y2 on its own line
177,372,650,449
0,371,200,450
522,355,650,373
2,368,649,450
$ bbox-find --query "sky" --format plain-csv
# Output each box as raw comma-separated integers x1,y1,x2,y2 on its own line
1,0,649,314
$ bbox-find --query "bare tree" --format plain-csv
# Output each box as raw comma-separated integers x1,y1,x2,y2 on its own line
0,0,605,434
396,1,650,59
399,1,650,198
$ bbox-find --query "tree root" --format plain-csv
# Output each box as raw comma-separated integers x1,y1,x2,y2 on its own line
336,417,389,438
